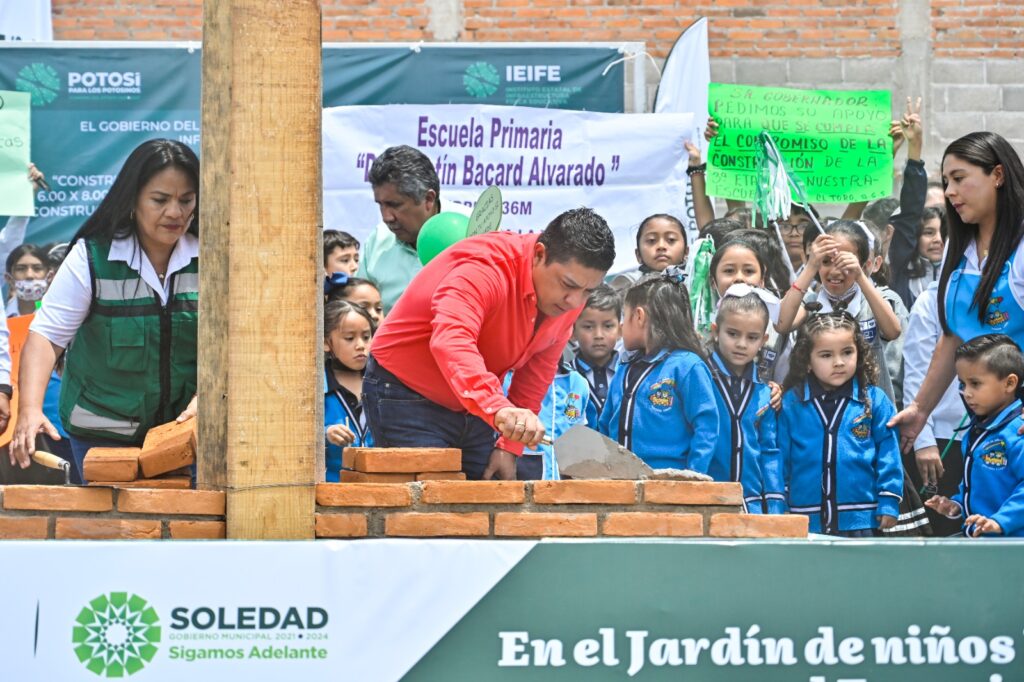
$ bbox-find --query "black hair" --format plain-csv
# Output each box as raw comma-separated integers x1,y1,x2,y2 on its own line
955,333,1024,382
538,207,615,272
723,206,753,228
860,218,891,287
820,219,872,265
863,196,900,229
906,206,947,279
323,230,360,266
5,244,51,275
709,234,767,290
714,291,770,331
938,132,1024,333
71,139,199,246
624,272,704,358
783,302,879,401
583,283,623,319
324,299,376,337
325,276,377,303
367,145,440,202
635,213,686,250
791,203,820,221
728,228,791,294
698,218,744,247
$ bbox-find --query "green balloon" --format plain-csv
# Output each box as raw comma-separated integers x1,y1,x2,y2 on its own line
416,211,470,265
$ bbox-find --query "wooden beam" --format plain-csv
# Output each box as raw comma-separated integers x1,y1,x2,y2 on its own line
198,0,323,538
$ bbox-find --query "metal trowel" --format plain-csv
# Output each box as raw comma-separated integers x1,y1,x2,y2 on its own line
542,425,712,481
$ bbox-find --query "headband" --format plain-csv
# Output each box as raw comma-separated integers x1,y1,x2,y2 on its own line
718,282,781,325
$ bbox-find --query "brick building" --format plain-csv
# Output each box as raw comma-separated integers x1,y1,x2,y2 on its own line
39,0,1024,169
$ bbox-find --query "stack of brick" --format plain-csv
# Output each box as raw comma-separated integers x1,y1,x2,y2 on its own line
0,486,225,539
82,420,197,488
340,447,466,482
315,479,809,540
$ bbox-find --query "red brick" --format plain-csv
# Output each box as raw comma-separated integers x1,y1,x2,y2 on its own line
350,447,461,473
89,477,192,489
420,481,525,504
314,513,368,538
139,419,196,477
82,448,140,482
55,518,161,540
532,480,636,505
385,512,489,537
0,516,49,539
168,521,226,539
643,481,744,506
340,471,416,483
494,513,597,537
2,486,113,512
602,512,703,537
117,489,225,516
316,483,412,507
415,472,467,481
709,514,809,538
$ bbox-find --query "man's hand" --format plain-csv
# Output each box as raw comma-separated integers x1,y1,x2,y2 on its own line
494,406,545,448
924,495,961,518
915,445,944,490
482,447,517,480
176,394,197,423
888,401,929,453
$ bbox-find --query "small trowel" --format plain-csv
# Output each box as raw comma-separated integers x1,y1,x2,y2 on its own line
31,451,72,485
541,425,711,481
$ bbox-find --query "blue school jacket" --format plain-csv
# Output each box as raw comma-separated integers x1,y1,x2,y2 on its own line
503,361,591,480
952,399,1024,537
573,352,619,429
598,348,719,472
707,352,784,514
778,378,904,534
324,369,372,482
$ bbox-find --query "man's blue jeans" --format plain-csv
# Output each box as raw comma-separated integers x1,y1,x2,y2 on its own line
363,356,497,480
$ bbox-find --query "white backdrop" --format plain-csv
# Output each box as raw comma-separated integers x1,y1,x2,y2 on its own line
323,104,695,274
0,0,52,41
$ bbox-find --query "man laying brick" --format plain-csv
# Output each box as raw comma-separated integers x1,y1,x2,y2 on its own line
364,208,615,480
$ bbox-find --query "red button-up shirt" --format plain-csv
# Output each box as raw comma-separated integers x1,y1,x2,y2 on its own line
371,231,577,455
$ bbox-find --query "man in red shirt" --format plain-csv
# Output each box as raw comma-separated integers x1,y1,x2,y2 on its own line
364,208,616,479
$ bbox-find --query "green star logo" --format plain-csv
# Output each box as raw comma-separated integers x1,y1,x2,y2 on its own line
463,62,500,99
16,63,61,106
72,593,161,677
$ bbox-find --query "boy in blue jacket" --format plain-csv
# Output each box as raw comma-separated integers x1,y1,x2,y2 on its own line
927,334,1024,537
572,284,622,428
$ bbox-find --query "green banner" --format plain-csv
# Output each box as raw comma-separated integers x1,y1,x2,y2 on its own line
407,540,1024,681
0,45,625,245
707,83,893,203
0,90,32,216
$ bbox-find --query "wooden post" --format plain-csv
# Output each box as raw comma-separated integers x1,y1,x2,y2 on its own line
198,0,323,538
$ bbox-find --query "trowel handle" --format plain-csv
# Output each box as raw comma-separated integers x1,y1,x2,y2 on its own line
540,435,553,447
31,451,69,471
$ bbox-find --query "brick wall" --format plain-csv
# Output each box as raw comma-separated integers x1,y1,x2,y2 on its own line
931,0,1024,58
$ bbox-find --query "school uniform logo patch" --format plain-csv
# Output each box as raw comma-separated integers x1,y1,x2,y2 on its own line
648,378,676,410
563,393,582,422
985,297,1009,328
981,439,1008,468
860,318,877,344
851,413,870,440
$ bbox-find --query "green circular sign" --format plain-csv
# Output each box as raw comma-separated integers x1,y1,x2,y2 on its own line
463,62,500,99
16,63,61,106
72,592,161,677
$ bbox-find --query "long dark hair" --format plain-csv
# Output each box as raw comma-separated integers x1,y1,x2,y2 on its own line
71,139,200,246
783,303,879,402
624,270,705,359
906,206,947,279
937,132,1024,333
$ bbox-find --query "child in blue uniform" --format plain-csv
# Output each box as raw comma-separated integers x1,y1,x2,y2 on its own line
926,334,1024,537
598,267,719,472
779,307,904,536
707,284,784,513
571,284,621,427
324,300,375,481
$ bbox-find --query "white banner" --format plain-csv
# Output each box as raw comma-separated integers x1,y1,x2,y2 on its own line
323,104,695,274
0,0,52,41
2,539,534,681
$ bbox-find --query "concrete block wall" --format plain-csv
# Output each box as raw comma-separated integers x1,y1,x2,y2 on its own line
314,480,810,539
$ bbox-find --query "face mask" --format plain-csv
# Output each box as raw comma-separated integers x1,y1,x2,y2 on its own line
14,278,48,302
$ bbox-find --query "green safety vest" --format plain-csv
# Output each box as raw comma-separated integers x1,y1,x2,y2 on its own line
59,239,199,443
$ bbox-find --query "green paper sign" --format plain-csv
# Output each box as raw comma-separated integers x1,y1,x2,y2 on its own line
0,90,33,216
467,185,503,237
707,83,893,204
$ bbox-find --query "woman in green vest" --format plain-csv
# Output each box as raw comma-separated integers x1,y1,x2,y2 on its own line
8,139,200,482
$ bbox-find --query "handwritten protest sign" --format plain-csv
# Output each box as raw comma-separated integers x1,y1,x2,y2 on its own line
707,83,892,203
0,90,33,216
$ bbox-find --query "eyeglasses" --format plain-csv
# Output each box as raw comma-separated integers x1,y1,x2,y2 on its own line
777,221,805,236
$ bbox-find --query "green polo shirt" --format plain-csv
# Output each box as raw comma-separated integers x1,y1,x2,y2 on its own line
358,200,473,314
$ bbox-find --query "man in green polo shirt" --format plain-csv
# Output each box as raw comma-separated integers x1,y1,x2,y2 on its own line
358,145,472,314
